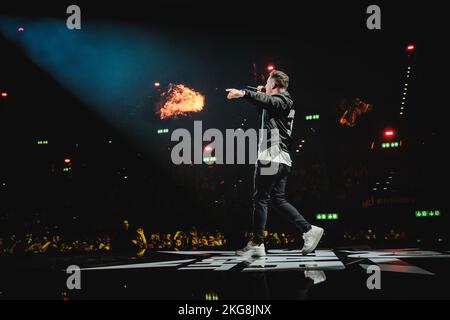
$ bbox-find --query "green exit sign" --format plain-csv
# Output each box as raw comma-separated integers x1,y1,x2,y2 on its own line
381,142,400,148
415,210,441,218
316,213,339,220
203,156,216,163
157,129,169,134
37,140,49,145
306,114,320,121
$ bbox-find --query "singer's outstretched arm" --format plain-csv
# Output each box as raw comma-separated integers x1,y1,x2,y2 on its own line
226,88,291,114
242,90,291,114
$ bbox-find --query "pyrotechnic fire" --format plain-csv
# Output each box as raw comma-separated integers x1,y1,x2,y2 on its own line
158,84,205,119
339,98,373,127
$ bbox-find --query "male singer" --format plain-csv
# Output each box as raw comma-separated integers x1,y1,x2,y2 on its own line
226,70,324,256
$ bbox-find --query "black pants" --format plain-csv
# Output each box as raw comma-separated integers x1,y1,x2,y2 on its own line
252,161,311,243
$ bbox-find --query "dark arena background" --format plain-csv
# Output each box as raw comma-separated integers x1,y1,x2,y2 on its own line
0,0,447,305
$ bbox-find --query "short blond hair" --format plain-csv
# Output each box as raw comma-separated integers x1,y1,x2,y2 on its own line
269,70,289,89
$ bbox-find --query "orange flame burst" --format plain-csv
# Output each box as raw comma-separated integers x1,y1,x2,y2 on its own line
158,84,205,119
339,98,373,127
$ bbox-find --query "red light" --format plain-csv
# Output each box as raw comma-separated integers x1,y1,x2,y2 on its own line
204,146,212,151
406,44,415,52
383,129,395,138
267,65,275,72
1,92,7,97
64,158,71,164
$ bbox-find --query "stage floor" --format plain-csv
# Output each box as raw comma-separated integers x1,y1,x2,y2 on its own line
1,248,449,299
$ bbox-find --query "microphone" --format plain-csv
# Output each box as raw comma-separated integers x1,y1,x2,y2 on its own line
246,86,266,93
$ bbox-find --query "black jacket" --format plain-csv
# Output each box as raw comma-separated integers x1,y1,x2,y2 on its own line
243,90,295,158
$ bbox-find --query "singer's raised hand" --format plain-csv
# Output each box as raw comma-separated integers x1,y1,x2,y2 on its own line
257,85,265,92
226,89,245,100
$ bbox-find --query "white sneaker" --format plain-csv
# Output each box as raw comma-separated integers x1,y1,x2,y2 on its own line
304,270,326,284
301,225,324,255
235,241,266,257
